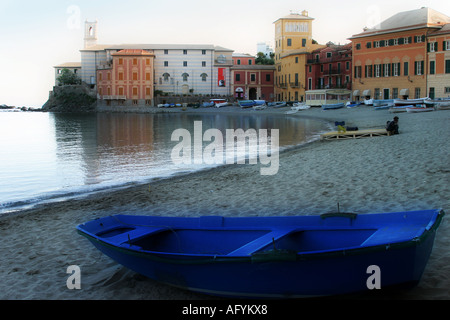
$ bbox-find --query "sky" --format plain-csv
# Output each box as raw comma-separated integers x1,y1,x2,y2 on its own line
0,0,448,107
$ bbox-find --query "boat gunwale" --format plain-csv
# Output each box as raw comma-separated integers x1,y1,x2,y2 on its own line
77,209,445,265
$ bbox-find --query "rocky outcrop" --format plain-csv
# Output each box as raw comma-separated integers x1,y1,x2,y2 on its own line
42,84,97,113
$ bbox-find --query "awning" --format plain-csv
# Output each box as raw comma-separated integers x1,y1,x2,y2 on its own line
400,89,409,96
362,89,371,96
353,90,360,96
235,87,244,92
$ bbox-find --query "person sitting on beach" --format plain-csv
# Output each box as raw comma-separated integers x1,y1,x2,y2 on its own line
386,116,399,135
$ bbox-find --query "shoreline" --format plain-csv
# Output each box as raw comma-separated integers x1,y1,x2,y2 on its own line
0,105,448,300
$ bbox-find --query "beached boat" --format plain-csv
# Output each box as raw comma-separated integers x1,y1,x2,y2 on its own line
394,98,424,106
364,99,374,106
322,103,344,110
268,102,287,108
346,101,362,108
389,105,413,113
253,104,267,110
201,102,215,108
373,99,394,107
406,106,435,113
291,102,310,110
238,100,256,108
210,99,229,108
77,209,444,298
424,98,450,109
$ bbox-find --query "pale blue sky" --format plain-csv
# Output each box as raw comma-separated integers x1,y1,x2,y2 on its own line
0,0,448,107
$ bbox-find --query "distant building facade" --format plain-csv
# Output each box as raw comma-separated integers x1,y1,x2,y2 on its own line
350,7,450,101
273,11,324,102
97,49,155,106
53,62,81,86
80,21,234,106
306,43,352,91
426,23,450,98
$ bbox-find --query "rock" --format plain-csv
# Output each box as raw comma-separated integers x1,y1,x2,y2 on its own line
42,84,97,113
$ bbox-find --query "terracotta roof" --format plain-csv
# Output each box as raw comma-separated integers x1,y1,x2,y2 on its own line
112,49,154,56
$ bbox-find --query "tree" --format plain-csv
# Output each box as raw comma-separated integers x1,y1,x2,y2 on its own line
255,52,275,65
57,68,81,85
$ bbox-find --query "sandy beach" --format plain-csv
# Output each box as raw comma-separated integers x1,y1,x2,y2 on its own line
0,105,448,300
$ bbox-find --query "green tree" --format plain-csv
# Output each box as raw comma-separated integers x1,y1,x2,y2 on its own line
57,68,81,85
255,52,275,65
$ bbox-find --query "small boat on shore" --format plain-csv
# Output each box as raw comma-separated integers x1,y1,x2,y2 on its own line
322,103,344,110
406,106,435,113
210,99,229,108
373,99,394,107
268,101,287,108
394,98,424,106
346,101,362,108
77,209,444,298
291,102,310,111
424,98,450,109
389,105,413,113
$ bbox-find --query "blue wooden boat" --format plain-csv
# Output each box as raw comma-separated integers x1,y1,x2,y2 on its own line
322,103,345,110
77,209,444,298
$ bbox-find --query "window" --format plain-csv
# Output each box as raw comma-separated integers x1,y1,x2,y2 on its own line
133,58,137,65
182,73,189,81
163,73,170,82
266,74,271,82
430,61,435,75
183,50,187,55
235,74,240,81
302,38,306,47
237,59,241,65
375,64,381,77
202,50,206,55
393,38,398,45
132,87,138,96
118,72,124,80
308,78,312,90
445,41,450,51
295,57,298,63
404,62,409,76
202,61,206,67
393,63,400,76
183,61,188,67
249,60,252,65
287,39,292,46
200,73,208,82
446,60,450,74
146,59,150,65
133,72,138,80
346,61,350,70
414,61,424,75
429,42,436,52
326,52,332,58
250,74,256,82
164,61,168,67
393,88,398,99
119,58,123,65
445,87,450,93
384,64,390,77
374,41,380,48
146,73,151,81
164,50,168,54
414,88,421,99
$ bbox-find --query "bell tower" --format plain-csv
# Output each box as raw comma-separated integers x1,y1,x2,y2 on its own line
84,20,98,48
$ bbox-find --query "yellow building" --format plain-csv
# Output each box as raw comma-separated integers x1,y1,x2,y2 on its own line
273,11,324,102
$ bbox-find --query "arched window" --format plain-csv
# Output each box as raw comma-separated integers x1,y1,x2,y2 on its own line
162,73,170,82
182,73,189,82
89,26,94,37
200,73,208,82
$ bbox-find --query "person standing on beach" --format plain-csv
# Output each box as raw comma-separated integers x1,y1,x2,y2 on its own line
386,116,399,135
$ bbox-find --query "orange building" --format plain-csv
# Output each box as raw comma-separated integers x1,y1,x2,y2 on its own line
349,7,450,101
97,49,155,106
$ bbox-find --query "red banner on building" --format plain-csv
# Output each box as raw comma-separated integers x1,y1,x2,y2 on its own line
218,68,225,87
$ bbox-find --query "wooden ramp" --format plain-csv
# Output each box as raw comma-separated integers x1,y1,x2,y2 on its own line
321,129,389,141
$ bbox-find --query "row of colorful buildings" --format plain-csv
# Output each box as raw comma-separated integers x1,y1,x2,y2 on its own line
54,7,450,107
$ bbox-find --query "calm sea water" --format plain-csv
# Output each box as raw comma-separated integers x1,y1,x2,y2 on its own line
0,111,329,214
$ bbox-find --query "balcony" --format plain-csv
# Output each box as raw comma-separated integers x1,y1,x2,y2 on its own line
289,82,301,88
101,95,127,100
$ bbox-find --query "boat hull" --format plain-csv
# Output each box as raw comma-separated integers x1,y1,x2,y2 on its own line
78,210,444,298
322,103,345,110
